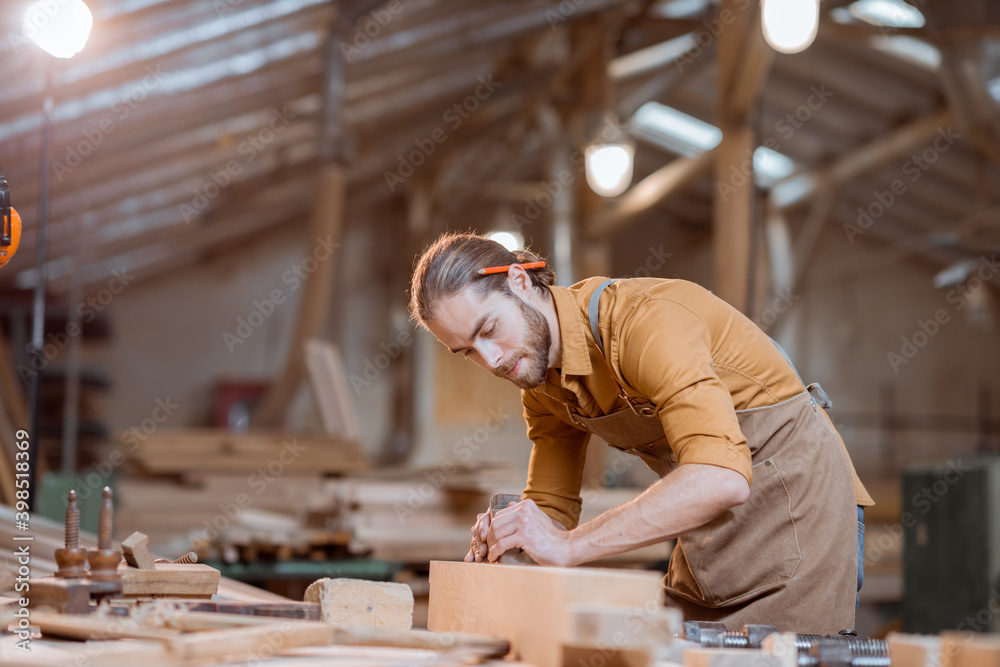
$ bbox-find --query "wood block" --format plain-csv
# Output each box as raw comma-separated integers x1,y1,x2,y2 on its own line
684,648,782,667
121,531,155,570
29,610,181,641
941,632,1000,667
427,560,664,667
888,633,942,667
168,621,333,662
560,603,682,667
118,562,220,598
565,603,681,648
304,577,414,630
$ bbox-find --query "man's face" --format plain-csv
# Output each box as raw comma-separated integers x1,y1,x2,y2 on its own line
426,285,553,390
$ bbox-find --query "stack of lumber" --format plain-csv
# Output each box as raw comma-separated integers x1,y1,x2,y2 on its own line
320,469,673,566
124,429,368,475
114,474,329,557
190,508,353,564
181,462,671,569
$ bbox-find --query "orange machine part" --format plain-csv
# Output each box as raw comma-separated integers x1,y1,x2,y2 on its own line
0,207,22,269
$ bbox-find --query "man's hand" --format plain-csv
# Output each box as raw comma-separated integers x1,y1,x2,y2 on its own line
464,505,492,563
487,499,571,566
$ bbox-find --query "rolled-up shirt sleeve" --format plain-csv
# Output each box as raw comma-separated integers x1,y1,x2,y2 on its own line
521,390,590,530
616,297,753,485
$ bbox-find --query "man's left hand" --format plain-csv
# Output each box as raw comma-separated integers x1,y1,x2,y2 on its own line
486,499,572,566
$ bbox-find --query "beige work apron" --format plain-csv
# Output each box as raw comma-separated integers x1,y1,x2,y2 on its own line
568,281,858,634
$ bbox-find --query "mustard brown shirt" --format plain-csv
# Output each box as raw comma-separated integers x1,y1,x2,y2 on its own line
521,277,874,530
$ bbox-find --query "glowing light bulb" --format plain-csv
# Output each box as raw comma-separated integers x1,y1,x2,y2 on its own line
486,231,523,252
584,144,634,197
761,0,819,54
23,0,93,59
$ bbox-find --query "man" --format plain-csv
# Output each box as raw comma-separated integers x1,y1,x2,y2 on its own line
409,232,873,633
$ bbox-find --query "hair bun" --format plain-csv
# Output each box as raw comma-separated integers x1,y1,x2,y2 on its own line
512,249,555,287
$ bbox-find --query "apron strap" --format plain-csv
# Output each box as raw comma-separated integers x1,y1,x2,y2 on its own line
588,279,619,355
586,278,650,415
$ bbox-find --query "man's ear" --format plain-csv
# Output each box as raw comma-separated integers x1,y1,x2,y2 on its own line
506,264,532,296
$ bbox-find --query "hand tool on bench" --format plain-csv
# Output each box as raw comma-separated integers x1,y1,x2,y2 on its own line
30,488,122,613
488,493,535,565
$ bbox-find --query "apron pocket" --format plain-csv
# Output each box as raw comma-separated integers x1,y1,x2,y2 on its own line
665,456,801,607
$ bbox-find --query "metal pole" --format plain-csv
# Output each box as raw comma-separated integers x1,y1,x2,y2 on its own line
61,275,82,475
27,62,54,512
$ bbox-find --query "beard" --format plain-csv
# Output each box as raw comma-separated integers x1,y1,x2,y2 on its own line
492,295,552,390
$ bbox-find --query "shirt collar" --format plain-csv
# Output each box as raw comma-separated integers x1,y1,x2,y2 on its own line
548,285,593,377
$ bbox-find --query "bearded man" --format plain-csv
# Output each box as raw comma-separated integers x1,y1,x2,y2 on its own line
409,232,872,633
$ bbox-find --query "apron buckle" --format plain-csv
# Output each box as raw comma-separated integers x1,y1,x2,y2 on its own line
806,383,833,410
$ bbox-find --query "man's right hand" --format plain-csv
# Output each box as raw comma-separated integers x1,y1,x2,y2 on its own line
465,506,492,563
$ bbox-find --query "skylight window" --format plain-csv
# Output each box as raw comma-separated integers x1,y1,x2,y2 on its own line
870,35,941,70
652,0,710,20
630,102,797,187
847,0,925,29
753,147,796,186
631,102,721,156
988,77,1000,104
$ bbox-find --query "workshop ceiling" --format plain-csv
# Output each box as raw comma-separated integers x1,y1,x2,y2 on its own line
0,0,998,295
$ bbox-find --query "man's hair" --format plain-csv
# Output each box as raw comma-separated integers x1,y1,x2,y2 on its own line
409,232,555,328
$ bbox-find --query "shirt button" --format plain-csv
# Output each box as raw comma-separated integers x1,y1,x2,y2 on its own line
669,453,678,462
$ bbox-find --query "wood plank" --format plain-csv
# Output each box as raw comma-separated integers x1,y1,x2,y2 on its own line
0,396,18,506
253,166,346,427
0,325,28,431
305,339,361,442
169,621,333,662
888,633,943,667
940,632,1000,667
714,0,772,314
23,610,181,641
125,428,367,475
304,577,414,630
685,648,783,667
427,560,664,667
562,603,682,667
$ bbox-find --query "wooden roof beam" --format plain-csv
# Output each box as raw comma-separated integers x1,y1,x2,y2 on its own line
587,148,717,239
714,0,773,313
769,108,955,211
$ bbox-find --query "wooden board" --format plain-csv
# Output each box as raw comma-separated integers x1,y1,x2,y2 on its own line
253,165,345,427
304,577,413,630
125,429,368,475
0,398,18,506
561,603,683,667
427,560,664,667
889,633,943,667
940,632,1000,667
305,339,361,442
685,648,782,667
